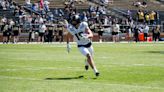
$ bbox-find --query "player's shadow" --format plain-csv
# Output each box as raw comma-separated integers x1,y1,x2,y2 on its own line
146,51,164,54
45,75,84,80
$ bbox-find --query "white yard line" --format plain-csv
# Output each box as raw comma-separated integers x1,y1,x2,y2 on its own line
0,67,82,72
0,76,41,81
87,81,164,90
0,64,82,72
0,62,164,72
0,75,163,90
101,63,164,67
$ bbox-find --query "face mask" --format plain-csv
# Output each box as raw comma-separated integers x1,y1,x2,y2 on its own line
72,21,77,27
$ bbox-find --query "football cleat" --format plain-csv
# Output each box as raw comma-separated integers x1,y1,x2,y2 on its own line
95,72,100,77
85,65,89,70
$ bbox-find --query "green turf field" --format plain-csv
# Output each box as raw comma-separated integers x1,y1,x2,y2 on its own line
0,43,164,92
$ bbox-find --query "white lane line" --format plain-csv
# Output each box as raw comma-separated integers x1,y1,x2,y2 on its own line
0,75,164,90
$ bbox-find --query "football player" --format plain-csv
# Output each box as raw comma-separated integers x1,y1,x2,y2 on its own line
65,15,100,77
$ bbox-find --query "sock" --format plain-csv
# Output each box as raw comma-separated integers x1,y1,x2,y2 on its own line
85,59,89,66
93,67,98,73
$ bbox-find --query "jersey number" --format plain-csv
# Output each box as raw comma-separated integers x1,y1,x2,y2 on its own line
75,32,83,40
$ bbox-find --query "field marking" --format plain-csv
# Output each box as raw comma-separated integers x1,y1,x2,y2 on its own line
97,56,110,59
0,64,79,68
0,76,41,81
0,62,164,72
0,75,164,90
87,81,164,90
101,63,164,67
0,64,82,72
0,67,82,72
89,82,164,90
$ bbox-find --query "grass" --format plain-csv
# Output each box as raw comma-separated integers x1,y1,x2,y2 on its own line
0,43,164,92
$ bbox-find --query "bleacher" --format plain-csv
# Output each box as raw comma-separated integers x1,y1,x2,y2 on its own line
0,9,14,18
105,0,164,25
13,0,90,9
0,0,164,42
107,0,164,11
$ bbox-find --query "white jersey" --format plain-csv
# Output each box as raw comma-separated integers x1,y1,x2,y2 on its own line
67,22,91,46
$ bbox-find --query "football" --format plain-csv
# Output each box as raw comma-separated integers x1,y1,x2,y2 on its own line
81,33,88,39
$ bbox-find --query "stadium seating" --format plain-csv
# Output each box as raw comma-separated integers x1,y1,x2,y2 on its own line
13,0,89,9
107,0,164,11
0,0,164,42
